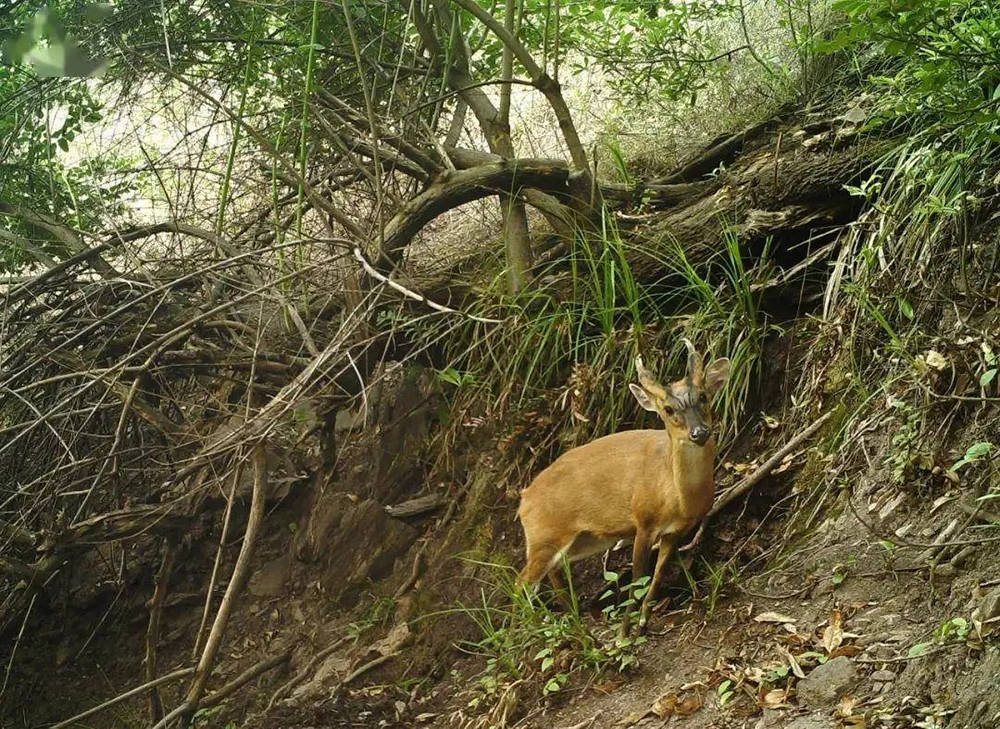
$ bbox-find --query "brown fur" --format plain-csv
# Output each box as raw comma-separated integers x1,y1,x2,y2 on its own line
516,351,729,632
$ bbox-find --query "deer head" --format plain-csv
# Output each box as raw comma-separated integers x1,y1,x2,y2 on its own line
629,340,730,446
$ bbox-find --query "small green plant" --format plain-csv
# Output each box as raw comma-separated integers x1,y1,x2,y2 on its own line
951,442,993,472
717,678,735,707
935,617,971,643
980,343,997,389
458,560,646,701
909,616,973,657
702,558,733,616
437,366,476,388
884,398,931,484
831,555,856,586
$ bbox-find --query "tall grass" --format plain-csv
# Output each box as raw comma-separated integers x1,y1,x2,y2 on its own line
648,233,780,442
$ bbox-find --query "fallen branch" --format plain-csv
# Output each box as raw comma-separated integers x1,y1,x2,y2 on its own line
393,540,428,599
385,493,444,518
339,652,396,687
266,635,351,709
49,666,195,729
681,411,833,552
152,446,268,729
145,540,177,722
199,650,292,709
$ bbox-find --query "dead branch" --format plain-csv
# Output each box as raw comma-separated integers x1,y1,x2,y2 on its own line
385,493,444,519
340,652,396,687
352,245,502,324
681,412,833,552
49,666,195,729
199,650,292,709
162,445,267,729
266,635,351,709
145,540,177,722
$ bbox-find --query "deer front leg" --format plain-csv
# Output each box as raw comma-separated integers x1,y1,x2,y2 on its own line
620,528,653,637
639,534,676,634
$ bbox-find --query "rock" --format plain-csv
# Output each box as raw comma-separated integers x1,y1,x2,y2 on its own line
870,669,895,682
796,656,859,707
319,498,419,603
786,715,836,729
249,552,292,598
978,587,1000,622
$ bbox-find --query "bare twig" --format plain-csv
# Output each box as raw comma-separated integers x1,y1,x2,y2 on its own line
155,445,268,729
199,650,292,708
681,412,833,552
49,667,195,729
339,652,396,687
267,635,351,709
145,540,178,722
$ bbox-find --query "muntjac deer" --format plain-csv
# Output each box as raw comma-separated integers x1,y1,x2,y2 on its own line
517,341,729,633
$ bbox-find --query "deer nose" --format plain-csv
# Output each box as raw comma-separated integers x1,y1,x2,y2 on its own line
689,426,709,445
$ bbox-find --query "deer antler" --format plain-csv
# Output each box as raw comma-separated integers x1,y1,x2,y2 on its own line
681,338,703,379
634,355,658,389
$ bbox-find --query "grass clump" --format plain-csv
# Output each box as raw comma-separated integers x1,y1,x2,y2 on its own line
456,561,647,705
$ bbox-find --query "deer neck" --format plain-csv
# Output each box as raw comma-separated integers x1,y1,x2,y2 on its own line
669,435,716,516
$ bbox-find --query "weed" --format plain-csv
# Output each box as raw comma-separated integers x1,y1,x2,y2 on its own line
456,560,647,702
649,232,780,442
884,398,931,485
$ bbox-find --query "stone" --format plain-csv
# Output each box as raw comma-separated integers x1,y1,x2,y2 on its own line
319,498,418,604
978,587,1000,622
249,552,292,598
786,716,836,729
796,656,859,707
870,669,896,682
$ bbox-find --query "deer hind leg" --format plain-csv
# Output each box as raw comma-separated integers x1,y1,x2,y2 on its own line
518,538,573,608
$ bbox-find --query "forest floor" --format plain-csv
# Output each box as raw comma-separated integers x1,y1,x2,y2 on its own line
6,103,999,729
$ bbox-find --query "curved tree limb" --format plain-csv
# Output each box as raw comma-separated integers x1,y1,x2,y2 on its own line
0,201,119,278
380,158,575,264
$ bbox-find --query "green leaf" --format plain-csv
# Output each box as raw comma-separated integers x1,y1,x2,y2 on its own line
981,369,997,387
908,642,932,657
603,570,619,582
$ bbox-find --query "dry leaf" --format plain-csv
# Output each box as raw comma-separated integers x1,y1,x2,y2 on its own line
754,611,797,624
652,693,679,718
823,609,844,653
773,452,797,474
760,688,790,709
777,646,806,679
828,644,863,659
842,105,867,124
651,690,702,718
762,414,781,429
617,710,647,726
924,350,948,371
836,694,860,717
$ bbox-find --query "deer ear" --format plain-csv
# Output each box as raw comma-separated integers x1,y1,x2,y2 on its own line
703,358,731,395
629,383,658,412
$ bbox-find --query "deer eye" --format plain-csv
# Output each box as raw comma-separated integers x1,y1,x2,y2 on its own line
699,393,708,404
663,405,675,416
